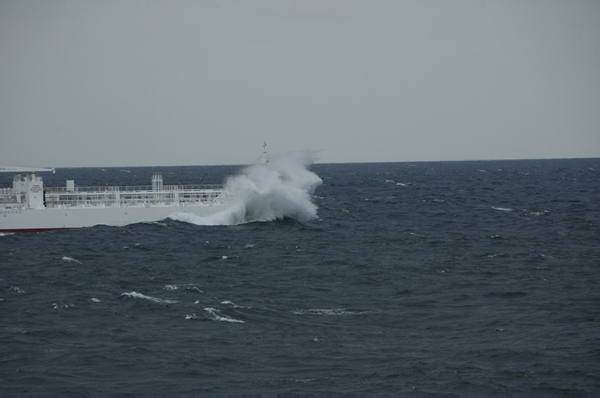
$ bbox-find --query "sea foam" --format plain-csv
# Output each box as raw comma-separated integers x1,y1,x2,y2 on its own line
170,150,322,226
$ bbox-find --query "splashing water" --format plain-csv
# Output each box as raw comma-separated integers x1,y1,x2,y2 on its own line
170,150,322,226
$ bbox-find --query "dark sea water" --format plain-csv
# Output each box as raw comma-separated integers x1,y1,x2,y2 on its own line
2,157,599,394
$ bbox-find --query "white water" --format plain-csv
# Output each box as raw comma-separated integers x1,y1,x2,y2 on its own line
170,150,322,226
121,291,179,304
203,308,245,323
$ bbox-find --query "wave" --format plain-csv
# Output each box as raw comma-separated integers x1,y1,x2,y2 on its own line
170,150,322,226
292,308,370,316
62,256,82,264
120,291,178,304
203,308,245,323
9,286,25,294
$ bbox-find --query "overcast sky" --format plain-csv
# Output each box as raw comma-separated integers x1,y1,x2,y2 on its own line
1,0,599,167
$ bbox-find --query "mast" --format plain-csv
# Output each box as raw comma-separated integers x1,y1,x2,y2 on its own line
261,142,270,164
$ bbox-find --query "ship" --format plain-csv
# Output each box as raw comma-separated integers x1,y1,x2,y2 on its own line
0,165,236,233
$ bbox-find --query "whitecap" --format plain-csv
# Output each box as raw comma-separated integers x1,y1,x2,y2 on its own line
62,256,82,264
120,291,178,304
292,308,369,316
185,285,203,293
9,286,25,293
492,207,513,212
90,298,101,302
221,300,250,308
487,253,504,258
529,210,550,216
163,283,203,293
204,307,244,323
53,303,73,309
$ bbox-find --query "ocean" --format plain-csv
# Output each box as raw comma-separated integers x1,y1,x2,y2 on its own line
2,155,599,394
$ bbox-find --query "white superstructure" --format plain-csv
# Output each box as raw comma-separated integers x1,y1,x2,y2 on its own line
1,169,235,233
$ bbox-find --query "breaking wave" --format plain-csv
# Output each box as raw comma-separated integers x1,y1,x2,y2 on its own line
170,150,322,226
120,291,178,304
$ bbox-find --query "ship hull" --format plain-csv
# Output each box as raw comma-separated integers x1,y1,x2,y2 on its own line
1,203,233,233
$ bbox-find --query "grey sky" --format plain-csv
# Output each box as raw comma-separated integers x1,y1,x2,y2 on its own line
1,0,599,167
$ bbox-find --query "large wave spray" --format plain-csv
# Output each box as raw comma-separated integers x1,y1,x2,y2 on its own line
170,150,322,226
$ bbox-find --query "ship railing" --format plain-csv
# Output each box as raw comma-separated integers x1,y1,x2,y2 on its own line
2,184,235,208
0,188,25,208
47,184,225,193
43,187,235,208
0,188,14,202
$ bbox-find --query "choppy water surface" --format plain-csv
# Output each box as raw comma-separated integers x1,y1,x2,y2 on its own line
1,157,599,394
